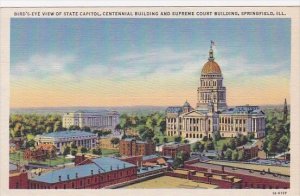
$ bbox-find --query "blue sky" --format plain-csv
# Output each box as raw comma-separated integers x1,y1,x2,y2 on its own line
10,18,291,107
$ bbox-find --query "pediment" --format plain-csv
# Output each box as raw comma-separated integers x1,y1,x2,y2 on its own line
181,110,206,117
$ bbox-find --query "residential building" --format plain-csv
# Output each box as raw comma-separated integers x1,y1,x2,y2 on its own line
162,143,191,158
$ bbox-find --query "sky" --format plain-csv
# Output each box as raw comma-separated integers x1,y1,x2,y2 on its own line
10,18,291,108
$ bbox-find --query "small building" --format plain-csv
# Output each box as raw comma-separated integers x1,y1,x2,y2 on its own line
237,143,259,160
29,157,137,189
9,163,29,189
162,143,191,159
35,130,98,153
119,138,155,157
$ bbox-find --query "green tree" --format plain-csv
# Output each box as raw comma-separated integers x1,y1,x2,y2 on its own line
228,138,236,150
25,140,35,148
153,137,160,144
221,143,228,151
80,146,88,154
205,141,215,150
183,139,189,144
110,137,120,147
225,149,232,161
54,121,62,132
63,146,71,156
81,126,91,132
277,135,289,153
213,131,221,141
202,136,208,142
238,150,245,161
163,137,168,143
232,150,239,161
71,149,77,156
174,136,182,143
69,125,81,130
92,148,102,155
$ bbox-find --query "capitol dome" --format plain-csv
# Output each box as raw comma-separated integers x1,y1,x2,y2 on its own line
201,47,222,75
201,60,222,75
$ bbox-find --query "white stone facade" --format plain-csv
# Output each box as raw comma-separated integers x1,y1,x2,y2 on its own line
62,110,120,131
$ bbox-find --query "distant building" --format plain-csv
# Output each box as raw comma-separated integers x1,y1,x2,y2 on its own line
29,157,137,189
166,44,266,139
236,142,259,160
119,138,156,157
62,110,120,131
35,130,97,153
162,143,191,159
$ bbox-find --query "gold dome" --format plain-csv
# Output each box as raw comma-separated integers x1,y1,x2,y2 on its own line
201,60,222,75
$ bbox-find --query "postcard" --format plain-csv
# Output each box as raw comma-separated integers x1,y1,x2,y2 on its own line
0,6,299,196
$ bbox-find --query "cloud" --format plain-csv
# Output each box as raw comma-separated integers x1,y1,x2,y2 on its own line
11,53,77,79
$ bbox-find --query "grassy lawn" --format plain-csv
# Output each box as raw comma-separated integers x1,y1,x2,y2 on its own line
101,149,119,156
122,176,218,189
155,135,177,144
10,150,73,166
207,160,290,176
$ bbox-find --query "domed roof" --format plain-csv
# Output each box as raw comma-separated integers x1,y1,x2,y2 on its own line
201,60,222,75
183,100,191,107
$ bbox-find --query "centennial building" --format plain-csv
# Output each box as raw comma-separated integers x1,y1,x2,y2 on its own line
166,45,266,139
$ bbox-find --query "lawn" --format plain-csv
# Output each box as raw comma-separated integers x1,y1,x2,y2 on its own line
101,149,119,156
121,176,218,189
154,135,177,144
10,150,73,166
207,160,290,176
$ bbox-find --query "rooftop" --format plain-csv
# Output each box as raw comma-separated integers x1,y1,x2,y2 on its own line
32,157,136,184
166,106,183,114
222,106,264,115
163,143,190,149
37,130,97,139
142,154,159,161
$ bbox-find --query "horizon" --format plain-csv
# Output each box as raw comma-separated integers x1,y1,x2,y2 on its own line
11,18,290,108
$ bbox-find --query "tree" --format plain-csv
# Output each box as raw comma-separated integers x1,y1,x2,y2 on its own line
92,148,102,155
232,150,239,161
221,143,228,151
71,149,77,156
238,150,245,161
277,135,289,154
71,142,77,149
110,137,120,147
173,151,190,168
205,141,215,150
54,121,62,132
241,135,248,145
213,131,221,141
183,139,189,144
25,140,35,148
81,126,91,132
69,125,81,130
63,146,71,156
153,137,160,144
225,149,232,161
163,137,168,143
203,136,208,142
80,146,88,154
228,138,236,150
174,136,182,143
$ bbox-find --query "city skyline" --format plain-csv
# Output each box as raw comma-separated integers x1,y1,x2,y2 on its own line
11,18,290,108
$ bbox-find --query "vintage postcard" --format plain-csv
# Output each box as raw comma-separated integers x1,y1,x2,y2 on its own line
0,6,299,196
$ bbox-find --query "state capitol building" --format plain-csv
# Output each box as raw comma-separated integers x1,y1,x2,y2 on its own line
166,44,266,139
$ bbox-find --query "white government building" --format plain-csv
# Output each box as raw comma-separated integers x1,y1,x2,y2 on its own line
35,130,98,153
166,44,266,139
62,110,120,131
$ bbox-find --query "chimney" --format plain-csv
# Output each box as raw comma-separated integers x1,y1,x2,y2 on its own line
58,176,62,181
117,165,119,170
75,173,78,178
98,169,101,174
123,163,126,169
91,170,93,175
110,165,113,171
67,174,70,180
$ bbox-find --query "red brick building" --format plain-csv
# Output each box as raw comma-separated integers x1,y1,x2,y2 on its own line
184,161,289,189
162,143,191,158
29,157,137,189
119,138,155,156
9,163,29,189
237,144,259,160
